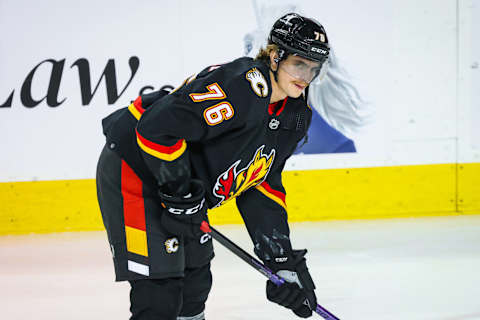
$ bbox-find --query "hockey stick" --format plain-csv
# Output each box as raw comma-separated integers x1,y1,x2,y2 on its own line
200,221,340,320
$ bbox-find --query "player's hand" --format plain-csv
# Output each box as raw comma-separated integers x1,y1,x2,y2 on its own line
265,249,317,318
158,179,207,238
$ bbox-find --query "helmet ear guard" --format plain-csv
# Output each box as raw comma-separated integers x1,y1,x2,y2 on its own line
272,48,286,64
270,48,286,81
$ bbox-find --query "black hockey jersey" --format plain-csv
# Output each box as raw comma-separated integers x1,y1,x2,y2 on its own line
102,57,312,259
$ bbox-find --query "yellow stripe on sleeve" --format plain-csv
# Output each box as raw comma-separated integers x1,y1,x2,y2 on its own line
256,185,287,211
136,136,187,161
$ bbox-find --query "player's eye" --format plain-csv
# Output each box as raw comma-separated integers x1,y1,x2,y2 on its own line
295,62,309,71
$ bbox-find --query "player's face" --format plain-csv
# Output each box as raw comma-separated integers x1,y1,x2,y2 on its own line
281,55,323,83
276,55,322,98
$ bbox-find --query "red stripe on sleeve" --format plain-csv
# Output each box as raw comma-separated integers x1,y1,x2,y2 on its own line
260,181,286,204
136,129,185,155
121,160,146,231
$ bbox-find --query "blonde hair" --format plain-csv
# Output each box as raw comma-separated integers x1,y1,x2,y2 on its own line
254,44,279,66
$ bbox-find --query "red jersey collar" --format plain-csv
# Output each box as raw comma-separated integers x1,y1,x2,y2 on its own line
268,97,288,116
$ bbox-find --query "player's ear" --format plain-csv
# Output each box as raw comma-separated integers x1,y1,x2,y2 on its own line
269,51,279,72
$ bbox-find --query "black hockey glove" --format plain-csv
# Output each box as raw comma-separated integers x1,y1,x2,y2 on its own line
158,179,207,238
265,249,317,318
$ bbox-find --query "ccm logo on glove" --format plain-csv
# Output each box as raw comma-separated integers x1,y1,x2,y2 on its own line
165,198,206,215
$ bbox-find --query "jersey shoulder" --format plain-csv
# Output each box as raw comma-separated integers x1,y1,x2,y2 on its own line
194,57,271,102
179,57,272,121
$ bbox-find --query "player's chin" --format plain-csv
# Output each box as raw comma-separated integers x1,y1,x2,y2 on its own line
287,85,305,98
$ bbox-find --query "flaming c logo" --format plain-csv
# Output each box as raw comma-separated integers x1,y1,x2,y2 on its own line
213,145,275,207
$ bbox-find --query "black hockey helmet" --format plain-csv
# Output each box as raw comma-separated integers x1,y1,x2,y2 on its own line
269,13,330,64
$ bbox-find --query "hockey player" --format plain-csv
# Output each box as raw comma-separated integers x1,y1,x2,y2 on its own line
96,13,329,319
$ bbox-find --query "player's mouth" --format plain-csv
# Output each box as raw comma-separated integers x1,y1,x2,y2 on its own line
294,83,307,91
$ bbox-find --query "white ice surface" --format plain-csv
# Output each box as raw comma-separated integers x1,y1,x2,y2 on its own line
1,215,479,320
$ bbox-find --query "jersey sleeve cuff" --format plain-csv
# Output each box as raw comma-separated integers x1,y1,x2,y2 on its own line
136,129,187,161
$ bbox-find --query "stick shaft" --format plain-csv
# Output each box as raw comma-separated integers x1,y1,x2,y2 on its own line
200,222,340,320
